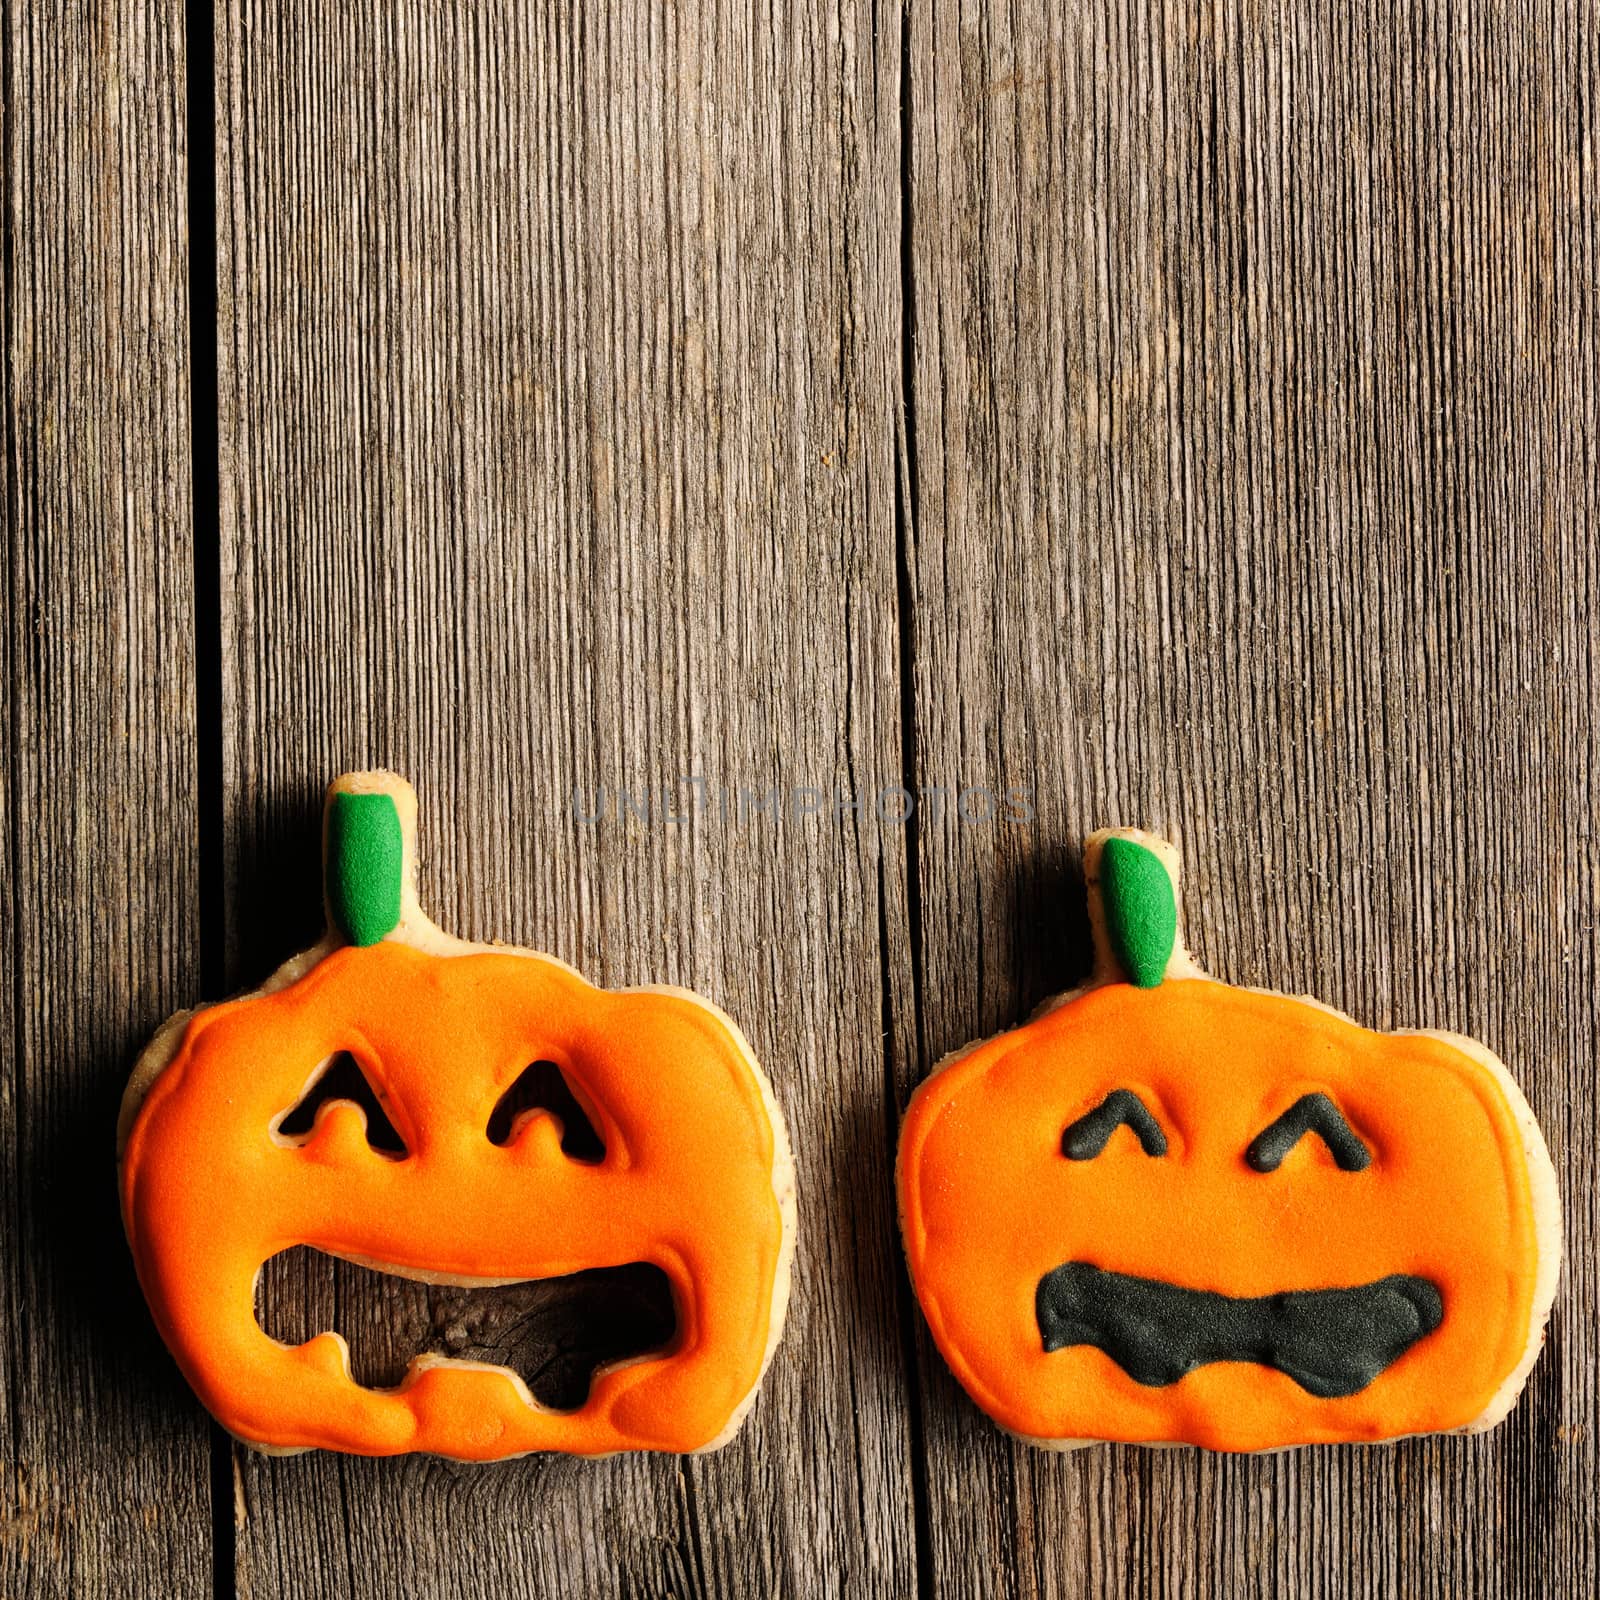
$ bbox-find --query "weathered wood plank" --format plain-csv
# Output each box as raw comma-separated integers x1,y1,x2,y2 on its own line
901,1,1598,1594
0,4,212,1598
214,2,914,1595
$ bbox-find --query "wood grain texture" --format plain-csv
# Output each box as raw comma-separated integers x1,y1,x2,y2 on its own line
0,4,211,1599
256,1250,679,1411
901,1,1598,1596
8,0,1593,1593
213,3,914,1597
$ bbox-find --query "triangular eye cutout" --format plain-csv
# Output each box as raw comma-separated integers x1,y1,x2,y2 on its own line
1247,1092,1371,1173
487,1062,606,1162
273,1053,409,1158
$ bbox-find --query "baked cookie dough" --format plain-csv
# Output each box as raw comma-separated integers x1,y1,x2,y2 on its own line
120,771,795,1459
897,830,1560,1451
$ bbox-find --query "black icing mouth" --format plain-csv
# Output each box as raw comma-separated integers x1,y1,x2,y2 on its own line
1035,1262,1443,1399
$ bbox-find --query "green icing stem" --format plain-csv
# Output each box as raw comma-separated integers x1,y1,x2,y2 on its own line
326,792,403,946
1099,837,1177,988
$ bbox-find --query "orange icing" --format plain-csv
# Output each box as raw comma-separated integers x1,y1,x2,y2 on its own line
897,980,1542,1450
122,942,785,1458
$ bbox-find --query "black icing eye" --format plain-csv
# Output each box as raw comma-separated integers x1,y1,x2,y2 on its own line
1247,1092,1371,1173
1062,1089,1168,1160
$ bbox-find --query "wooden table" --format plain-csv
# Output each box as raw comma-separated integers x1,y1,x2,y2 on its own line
4,3,1594,1596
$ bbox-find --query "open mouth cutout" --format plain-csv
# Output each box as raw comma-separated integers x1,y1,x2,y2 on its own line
1036,1262,1443,1399
257,1248,677,1411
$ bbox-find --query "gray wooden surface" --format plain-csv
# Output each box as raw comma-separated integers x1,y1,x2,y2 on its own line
4,1,1595,1597
0,4,213,1598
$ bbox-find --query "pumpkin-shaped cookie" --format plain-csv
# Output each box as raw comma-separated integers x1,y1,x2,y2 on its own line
897,830,1560,1451
119,771,795,1459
